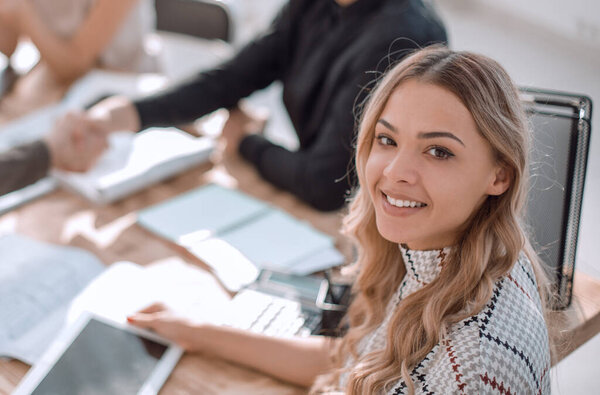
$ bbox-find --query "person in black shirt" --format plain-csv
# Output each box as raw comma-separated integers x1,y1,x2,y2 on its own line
76,0,447,211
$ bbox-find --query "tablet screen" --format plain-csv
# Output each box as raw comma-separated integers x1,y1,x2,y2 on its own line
31,318,168,395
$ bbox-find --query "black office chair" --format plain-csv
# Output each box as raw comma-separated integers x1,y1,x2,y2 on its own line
155,0,232,42
520,87,592,310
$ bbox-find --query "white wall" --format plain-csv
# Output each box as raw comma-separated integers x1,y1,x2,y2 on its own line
467,0,600,49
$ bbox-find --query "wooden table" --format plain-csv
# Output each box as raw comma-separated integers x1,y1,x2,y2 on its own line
551,271,600,363
1,57,599,395
1,148,598,394
0,151,348,395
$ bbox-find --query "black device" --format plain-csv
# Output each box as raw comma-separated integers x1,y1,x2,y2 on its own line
248,270,351,336
520,87,592,310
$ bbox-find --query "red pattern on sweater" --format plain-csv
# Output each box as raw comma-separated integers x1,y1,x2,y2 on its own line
481,372,513,394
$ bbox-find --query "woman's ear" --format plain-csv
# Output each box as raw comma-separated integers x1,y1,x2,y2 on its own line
486,165,511,196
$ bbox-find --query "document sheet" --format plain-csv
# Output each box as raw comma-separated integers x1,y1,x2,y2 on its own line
0,234,104,364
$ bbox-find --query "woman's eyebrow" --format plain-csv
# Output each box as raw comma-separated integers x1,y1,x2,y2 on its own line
376,119,397,133
377,119,465,147
418,131,465,147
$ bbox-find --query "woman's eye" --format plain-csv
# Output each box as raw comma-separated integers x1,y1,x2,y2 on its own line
426,146,454,159
376,135,396,146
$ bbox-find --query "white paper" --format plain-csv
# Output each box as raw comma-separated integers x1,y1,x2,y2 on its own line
189,238,260,292
0,234,105,364
62,70,168,110
68,258,231,325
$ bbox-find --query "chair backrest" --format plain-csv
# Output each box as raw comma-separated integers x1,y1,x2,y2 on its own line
155,0,232,42
520,87,592,310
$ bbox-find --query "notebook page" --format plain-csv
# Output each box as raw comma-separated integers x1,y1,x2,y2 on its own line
0,234,105,364
137,184,270,245
214,210,335,272
67,258,231,326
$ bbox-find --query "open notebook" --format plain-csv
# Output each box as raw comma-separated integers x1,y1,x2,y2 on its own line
137,184,345,291
52,128,215,204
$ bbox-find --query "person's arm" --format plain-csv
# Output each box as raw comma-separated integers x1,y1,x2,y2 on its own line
15,0,139,81
237,70,370,211
0,111,109,196
133,2,294,129
127,303,335,388
237,25,432,212
0,140,50,196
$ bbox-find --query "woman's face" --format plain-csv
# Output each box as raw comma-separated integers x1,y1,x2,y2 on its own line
365,80,509,250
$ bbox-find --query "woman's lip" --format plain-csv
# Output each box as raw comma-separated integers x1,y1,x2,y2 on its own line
380,191,426,216
381,191,427,207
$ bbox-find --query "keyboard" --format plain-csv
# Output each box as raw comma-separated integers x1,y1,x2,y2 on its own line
225,289,321,337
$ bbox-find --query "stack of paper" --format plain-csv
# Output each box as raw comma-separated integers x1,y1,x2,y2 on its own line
52,128,215,204
137,184,345,290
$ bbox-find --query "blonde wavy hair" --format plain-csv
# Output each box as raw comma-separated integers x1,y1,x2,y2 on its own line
311,46,552,394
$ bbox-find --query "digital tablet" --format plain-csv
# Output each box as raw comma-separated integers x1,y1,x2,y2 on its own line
12,312,183,395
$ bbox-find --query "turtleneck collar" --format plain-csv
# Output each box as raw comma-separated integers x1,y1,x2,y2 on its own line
399,244,451,286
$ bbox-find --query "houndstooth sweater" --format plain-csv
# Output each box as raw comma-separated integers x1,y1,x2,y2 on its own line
343,245,551,394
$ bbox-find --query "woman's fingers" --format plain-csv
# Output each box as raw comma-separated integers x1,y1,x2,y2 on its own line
137,302,167,314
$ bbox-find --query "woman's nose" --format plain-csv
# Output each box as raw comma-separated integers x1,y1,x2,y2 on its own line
383,151,419,184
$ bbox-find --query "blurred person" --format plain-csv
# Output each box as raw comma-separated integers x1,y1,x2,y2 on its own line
78,0,447,211
0,111,108,196
0,0,155,97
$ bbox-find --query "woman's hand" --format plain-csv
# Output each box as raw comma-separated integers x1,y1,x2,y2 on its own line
127,303,203,352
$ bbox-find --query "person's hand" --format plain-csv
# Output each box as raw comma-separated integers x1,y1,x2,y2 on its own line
127,303,200,351
87,95,141,135
221,105,268,154
44,110,109,172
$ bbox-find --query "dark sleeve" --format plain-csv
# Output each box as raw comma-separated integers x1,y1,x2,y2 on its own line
134,4,293,129
239,69,373,212
0,140,50,196
239,38,425,212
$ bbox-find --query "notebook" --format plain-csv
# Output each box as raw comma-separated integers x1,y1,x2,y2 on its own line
137,184,345,290
52,128,215,204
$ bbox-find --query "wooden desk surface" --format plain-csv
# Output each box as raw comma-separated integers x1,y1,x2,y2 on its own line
1,150,599,394
1,66,599,394
0,152,347,395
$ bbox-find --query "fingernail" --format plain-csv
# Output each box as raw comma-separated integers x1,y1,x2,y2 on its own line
127,316,135,322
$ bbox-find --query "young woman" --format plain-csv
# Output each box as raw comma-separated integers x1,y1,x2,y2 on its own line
128,46,552,394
